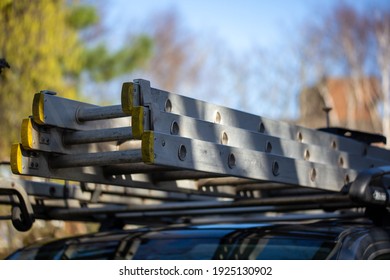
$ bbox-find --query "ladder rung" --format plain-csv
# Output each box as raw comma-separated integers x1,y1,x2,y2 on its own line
63,127,133,145
103,163,173,175
49,149,143,169
77,105,126,122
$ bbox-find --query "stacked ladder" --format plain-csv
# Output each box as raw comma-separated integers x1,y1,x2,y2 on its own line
1,79,390,231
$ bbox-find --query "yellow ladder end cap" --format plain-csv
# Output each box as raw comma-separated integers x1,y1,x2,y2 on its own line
121,82,134,115
142,131,155,164
21,118,34,150
132,106,144,139
32,93,45,125
10,143,24,175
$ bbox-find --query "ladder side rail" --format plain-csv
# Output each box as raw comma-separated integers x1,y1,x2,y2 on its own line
21,118,134,155
133,110,390,171
129,79,384,158
10,144,240,198
33,92,130,130
14,129,357,193
142,131,357,192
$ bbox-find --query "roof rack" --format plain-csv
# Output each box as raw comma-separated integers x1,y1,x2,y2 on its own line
1,79,390,231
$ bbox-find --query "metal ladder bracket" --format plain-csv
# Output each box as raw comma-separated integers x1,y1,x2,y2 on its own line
349,166,390,207
0,179,35,231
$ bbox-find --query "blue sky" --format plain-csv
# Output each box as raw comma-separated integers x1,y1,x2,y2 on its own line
106,0,390,54
97,0,390,119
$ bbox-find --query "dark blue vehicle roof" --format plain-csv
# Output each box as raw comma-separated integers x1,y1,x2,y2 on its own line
7,218,390,260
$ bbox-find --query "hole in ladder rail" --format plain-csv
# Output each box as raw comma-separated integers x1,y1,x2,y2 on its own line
259,122,265,133
221,132,229,145
265,141,272,153
165,99,172,112
304,149,310,161
297,131,303,142
339,156,344,167
178,145,187,161
331,140,337,150
228,153,236,169
215,112,222,124
170,121,180,135
310,168,317,182
344,174,350,184
272,161,280,176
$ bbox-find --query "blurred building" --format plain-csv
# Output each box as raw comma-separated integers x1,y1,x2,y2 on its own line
298,77,382,134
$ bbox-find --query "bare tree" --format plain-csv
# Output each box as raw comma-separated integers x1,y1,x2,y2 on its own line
298,3,384,133
141,10,206,95
335,6,369,128
373,12,390,145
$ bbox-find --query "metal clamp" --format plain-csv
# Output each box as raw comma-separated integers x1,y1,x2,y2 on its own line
0,179,35,231
348,166,390,207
